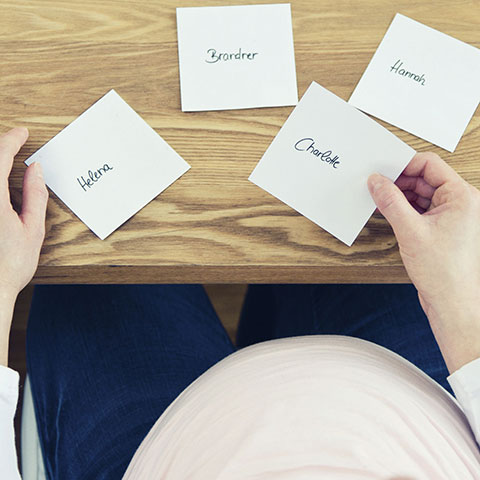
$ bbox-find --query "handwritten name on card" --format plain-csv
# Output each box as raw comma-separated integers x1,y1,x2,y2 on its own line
77,164,114,192
206,48,259,63
294,138,341,169
390,60,426,85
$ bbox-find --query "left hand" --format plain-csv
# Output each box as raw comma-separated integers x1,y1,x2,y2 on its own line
0,127,48,304
0,127,48,365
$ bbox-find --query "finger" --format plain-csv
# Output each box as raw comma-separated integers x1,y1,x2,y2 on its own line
414,195,431,210
403,190,418,203
0,127,29,179
402,152,460,188
0,128,29,202
21,162,48,239
395,174,436,199
368,173,420,240
402,190,431,210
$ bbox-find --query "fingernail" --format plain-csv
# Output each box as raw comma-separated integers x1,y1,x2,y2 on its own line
33,162,43,178
368,173,384,193
19,126,29,138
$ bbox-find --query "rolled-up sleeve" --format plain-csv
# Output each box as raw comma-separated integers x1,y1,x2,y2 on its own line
448,358,480,446
0,366,21,479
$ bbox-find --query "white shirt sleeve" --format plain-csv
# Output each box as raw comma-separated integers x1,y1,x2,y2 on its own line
448,358,480,445
0,366,21,479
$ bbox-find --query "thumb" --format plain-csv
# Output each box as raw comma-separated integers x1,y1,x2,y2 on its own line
368,173,419,238
21,162,49,239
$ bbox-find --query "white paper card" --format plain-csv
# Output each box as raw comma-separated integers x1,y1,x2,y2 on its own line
349,13,480,152
25,90,190,240
176,3,298,112
249,82,415,246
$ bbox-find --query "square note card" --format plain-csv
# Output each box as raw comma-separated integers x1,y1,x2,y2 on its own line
176,4,298,111
249,82,415,246
349,13,480,152
25,90,190,240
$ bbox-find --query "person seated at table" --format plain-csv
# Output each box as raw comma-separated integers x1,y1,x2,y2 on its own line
1,127,479,479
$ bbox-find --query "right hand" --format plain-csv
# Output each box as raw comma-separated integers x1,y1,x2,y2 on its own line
368,152,480,374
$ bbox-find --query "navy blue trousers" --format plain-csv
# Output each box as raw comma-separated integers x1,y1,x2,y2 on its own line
26,284,449,480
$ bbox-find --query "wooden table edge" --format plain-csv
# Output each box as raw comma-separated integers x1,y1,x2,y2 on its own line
32,265,411,284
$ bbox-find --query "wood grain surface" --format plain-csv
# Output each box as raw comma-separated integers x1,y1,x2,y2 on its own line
1,0,479,283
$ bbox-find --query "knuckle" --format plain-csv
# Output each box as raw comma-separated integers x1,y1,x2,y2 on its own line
456,180,475,204
426,151,442,162
377,187,399,211
425,151,442,161
32,182,49,201
435,181,462,205
416,151,442,164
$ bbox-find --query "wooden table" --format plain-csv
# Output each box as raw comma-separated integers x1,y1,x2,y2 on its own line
2,0,479,283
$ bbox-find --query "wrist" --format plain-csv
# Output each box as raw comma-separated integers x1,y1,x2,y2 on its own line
419,281,479,325
422,296,480,374
0,287,18,318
